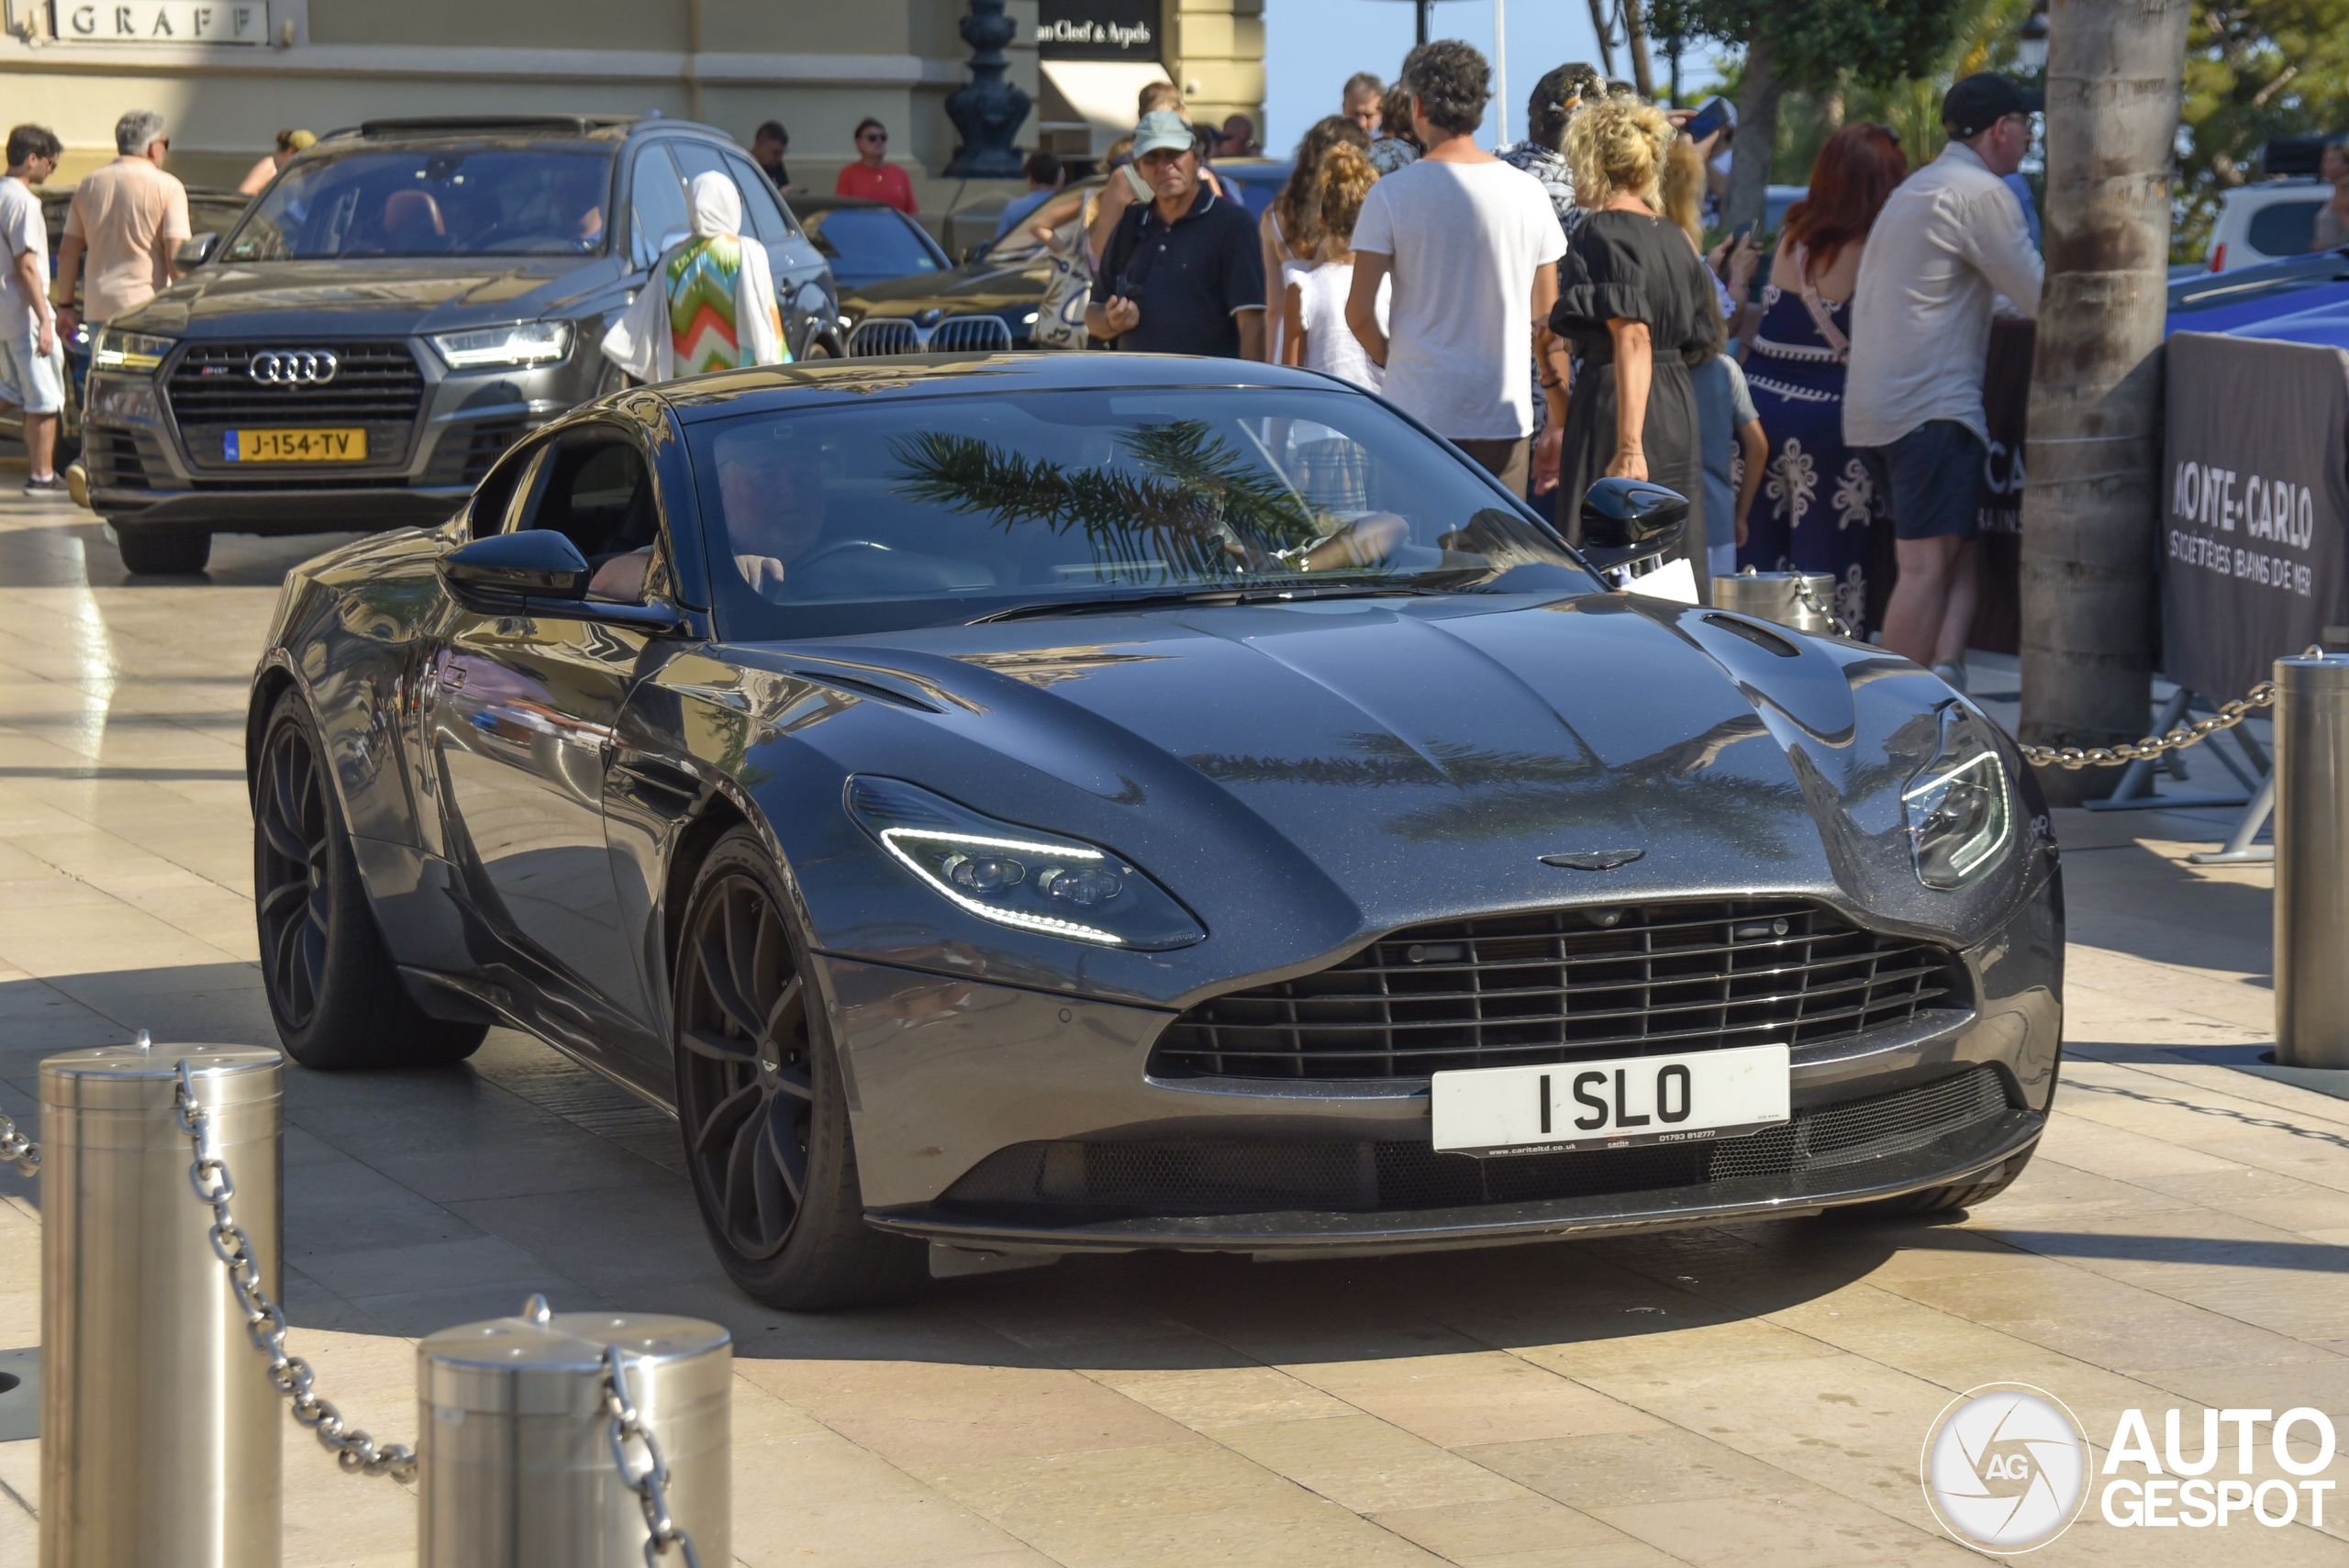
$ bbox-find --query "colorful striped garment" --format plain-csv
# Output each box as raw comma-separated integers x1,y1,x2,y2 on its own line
667,236,786,374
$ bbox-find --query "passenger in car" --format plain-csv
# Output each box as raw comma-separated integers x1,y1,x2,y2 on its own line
587,428,826,604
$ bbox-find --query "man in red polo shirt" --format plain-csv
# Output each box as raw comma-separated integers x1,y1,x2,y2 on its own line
834,119,917,215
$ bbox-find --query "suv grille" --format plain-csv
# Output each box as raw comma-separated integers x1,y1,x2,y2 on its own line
167,341,425,470
940,1065,2013,1219
1150,898,1959,1081
848,315,1012,356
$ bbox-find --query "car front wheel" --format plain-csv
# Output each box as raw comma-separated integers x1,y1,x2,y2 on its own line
116,528,209,575
673,826,926,1309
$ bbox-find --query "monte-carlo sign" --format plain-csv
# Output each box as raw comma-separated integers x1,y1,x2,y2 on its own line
49,2,271,42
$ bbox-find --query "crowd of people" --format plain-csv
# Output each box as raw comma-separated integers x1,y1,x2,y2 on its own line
1055,47,2045,684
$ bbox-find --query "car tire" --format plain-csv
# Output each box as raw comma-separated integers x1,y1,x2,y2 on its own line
254,690,488,1071
1845,1140,2037,1218
116,528,210,575
672,826,927,1310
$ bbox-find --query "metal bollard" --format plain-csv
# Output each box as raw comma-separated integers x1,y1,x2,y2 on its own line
418,1301,730,1567
1710,567,1843,637
2274,651,2349,1067
39,1041,284,1568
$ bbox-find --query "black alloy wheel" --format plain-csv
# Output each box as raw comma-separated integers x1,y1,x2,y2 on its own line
677,868,814,1259
673,827,925,1308
253,691,486,1070
256,713,331,1029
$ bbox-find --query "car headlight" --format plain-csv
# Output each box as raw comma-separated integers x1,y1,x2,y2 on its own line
91,328,172,373
1902,707,2016,889
846,775,1205,950
429,320,573,369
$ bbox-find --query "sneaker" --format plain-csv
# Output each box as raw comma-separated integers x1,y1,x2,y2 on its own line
23,473,64,495
1930,661,1968,693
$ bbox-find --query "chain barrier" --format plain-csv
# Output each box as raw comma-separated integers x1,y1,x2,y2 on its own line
173,1060,420,1480
603,1345,706,1568
2010,658,2308,770
173,1059,696,1557
0,1106,34,1177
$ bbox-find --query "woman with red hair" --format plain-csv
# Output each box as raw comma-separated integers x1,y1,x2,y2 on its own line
1736,125,1907,628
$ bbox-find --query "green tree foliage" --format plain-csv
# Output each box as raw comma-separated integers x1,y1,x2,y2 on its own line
1772,0,2033,185
1681,0,1976,93
2177,0,2349,261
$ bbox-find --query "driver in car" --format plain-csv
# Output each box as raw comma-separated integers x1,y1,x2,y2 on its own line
585,427,825,603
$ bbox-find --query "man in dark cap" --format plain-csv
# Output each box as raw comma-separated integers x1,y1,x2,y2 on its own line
1843,72,2044,688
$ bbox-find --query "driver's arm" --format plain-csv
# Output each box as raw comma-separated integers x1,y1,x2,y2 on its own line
1298,512,1408,572
586,548,651,603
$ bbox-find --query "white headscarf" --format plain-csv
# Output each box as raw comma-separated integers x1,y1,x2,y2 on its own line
601,171,788,384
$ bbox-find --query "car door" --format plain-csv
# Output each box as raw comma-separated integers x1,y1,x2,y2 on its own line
425,424,675,1052
628,141,692,272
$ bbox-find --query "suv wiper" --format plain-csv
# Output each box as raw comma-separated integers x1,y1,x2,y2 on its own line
969,584,1446,624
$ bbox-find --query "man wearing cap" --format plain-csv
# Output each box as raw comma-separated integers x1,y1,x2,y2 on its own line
1086,110,1265,361
1844,72,2044,687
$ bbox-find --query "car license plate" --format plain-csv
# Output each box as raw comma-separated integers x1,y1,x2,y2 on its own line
1431,1044,1790,1156
225,428,367,462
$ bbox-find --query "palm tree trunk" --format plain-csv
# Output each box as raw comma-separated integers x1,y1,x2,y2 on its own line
2018,0,2193,803
1722,29,1778,231
1622,0,1655,99
1586,0,1617,77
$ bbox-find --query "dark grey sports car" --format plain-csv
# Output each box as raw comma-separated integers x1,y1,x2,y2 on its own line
246,353,2062,1308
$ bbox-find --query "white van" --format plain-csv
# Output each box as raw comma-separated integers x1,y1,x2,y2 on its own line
2204,179,2335,271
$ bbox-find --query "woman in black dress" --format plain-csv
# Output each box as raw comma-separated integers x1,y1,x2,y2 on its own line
1542,97,1722,596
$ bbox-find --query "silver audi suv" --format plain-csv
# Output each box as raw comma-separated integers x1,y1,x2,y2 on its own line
81,115,841,574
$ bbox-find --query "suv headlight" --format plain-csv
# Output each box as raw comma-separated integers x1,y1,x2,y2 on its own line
846,775,1205,950
92,328,173,373
1902,707,2016,889
429,320,573,369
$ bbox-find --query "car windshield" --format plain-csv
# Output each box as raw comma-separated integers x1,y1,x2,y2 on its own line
687,385,1595,639
807,206,941,285
219,147,613,260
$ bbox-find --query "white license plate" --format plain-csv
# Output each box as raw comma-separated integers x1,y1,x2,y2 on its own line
1431,1044,1791,1156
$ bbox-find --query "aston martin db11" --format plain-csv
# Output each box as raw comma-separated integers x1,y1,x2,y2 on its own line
247,353,2062,1307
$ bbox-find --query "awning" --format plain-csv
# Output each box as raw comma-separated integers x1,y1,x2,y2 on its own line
1038,60,1174,158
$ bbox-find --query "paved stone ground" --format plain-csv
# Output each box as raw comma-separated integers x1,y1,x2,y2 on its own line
0,498,2344,1567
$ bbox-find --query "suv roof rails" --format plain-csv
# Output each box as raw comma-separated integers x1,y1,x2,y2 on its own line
327,115,642,141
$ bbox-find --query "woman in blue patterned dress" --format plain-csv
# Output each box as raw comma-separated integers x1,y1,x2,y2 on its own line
1737,126,1906,628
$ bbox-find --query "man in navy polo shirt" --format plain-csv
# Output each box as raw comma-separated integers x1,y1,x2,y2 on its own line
1086,111,1265,359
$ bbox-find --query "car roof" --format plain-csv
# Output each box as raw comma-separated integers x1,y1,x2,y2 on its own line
653,351,1356,420
313,116,736,150
788,195,901,215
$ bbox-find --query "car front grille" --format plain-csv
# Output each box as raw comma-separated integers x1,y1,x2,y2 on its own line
940,1064,2014,1220
1149,898,1961,1082
84,429,159,490
847,315,1012,356
165,339,427,469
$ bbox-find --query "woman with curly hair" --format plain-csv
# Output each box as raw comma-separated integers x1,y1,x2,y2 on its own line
1542,96,1722,593
1281,143,1386,390
1735,124,1907,629
1258,115,1370,361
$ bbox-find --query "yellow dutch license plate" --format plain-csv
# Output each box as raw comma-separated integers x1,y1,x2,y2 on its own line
225,428,368,462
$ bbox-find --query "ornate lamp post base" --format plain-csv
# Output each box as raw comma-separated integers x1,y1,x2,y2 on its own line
945,0,1032,178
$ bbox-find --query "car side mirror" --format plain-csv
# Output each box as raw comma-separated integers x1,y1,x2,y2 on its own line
440,530,591,600
174,232,217,269
1577,477,1691,573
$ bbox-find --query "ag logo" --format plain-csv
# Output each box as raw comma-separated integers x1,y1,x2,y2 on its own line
1920,1384,2089,1552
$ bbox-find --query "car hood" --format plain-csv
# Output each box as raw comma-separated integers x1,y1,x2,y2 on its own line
718,592,2027,993
844,259,1052,317
117,256,623,338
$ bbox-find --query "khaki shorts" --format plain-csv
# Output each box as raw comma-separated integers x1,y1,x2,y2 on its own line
0,328,64,417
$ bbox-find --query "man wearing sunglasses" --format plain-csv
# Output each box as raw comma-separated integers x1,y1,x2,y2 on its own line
834,118,918,215
55,109,190,361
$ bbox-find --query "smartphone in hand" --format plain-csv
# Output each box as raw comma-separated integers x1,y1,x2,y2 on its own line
1684,97,1732,143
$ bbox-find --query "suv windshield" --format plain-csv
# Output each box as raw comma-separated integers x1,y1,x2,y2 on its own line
805,206,943,288
221,147,614,260
686,386,1595,639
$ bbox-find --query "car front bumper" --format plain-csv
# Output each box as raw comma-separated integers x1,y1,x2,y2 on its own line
818,898,2063,1258
80,339,597,536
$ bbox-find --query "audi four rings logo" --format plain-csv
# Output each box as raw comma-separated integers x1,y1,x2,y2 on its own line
248,350,339,385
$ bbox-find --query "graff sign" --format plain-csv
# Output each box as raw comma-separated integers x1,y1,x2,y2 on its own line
50,2,271,42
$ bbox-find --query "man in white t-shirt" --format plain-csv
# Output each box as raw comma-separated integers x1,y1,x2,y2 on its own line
0,125,64,494
1346,40,1564,496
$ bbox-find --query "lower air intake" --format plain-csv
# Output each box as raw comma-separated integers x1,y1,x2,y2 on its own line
939,1065,2013,1220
